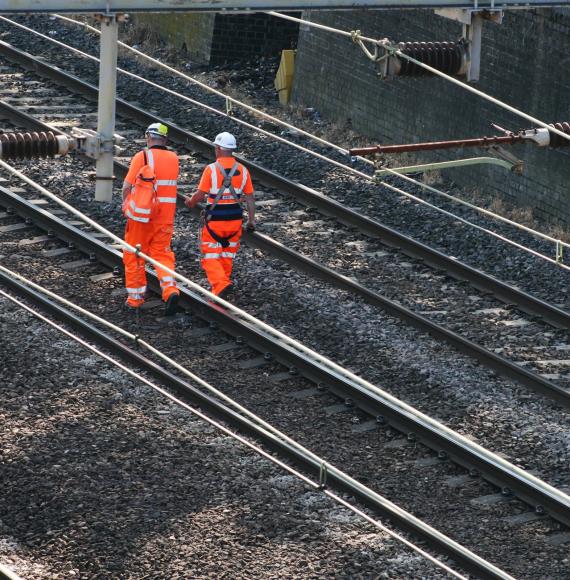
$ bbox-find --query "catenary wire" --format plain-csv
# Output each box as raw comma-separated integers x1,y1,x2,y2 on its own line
7,15,568,264
0,285,475,580
266,11,570,144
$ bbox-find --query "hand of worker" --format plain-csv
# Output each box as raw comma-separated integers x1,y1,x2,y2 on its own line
245,220,256,232
184,196,195,209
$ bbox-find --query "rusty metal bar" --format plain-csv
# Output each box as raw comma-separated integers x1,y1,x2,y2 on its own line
349,123,570,156
350,135,524,156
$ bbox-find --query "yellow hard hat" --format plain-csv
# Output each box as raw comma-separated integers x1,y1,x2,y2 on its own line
146,122,168,138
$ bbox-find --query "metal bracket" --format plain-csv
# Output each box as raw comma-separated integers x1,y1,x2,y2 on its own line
488,145,524,174
71,127,125,160
318,462,328,490
435,9,503,83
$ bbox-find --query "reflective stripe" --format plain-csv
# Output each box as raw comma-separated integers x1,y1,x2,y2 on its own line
127,286,146,294
157,197,177,203
203,252,236,260
129,199,151,215
156,180,177,186
209,163,218,192
208,194,241,201
146,148,155,169
207,163,245,195
126,209,149,223
202,241,238,249
160,276,176,287
210,186,243,195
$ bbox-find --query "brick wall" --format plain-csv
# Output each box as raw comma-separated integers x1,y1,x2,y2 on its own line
211,13,299,64
135,13,215,64
134,13,299,65
292,9,570,226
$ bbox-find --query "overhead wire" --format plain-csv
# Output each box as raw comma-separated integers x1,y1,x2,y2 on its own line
267,11,570,143
0,271,475,580
10,14,567,265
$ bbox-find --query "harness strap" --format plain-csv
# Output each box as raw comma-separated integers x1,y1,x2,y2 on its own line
204,218,241,249
206,162,240,221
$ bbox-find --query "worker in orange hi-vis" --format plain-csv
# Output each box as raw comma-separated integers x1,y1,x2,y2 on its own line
185,132,255,299
121,122,180,316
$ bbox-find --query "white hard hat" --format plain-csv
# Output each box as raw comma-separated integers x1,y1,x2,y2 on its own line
146,122,168,138
214,132,237,149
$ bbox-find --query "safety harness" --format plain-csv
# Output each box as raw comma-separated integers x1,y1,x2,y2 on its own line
203,161,243,248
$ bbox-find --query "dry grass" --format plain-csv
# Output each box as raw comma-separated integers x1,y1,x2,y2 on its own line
421,169,443,186
464,187,570,243
122,21,163,49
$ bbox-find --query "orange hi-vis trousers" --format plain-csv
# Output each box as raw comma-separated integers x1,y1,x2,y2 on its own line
200,219,242,295
123,221,179,307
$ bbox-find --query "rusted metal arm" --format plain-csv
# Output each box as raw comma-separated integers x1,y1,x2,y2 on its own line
349,122,570,157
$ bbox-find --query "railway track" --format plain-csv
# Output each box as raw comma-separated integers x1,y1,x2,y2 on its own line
0,14,560,580
1,174,570,577
0,40,569,410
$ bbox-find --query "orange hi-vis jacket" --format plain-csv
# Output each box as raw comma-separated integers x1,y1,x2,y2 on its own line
125,146,179,225
198,156,253,221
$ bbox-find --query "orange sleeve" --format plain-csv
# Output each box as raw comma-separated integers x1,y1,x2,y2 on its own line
242,166,254,195
125,151,145,185
198,165,212,193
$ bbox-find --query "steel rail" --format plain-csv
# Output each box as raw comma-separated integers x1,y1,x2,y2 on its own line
0,564,22,580
1,186,570,532
0,82,569,409
0,40,567,330
0,271,515,580
244,231,570,408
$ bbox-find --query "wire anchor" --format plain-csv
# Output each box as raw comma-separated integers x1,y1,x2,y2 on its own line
318,462,328,490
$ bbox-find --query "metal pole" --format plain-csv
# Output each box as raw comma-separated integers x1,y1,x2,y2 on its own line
95,13,118,202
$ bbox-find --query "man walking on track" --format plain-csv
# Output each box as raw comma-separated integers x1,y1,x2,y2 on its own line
185,132,255,299
121,122,180,316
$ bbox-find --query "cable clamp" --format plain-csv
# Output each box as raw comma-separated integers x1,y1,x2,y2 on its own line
350,29,361,44
556,240,564,263
318,462,328,490
226,97,233,117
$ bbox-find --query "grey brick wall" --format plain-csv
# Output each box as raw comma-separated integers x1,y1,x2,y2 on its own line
211,13,299,64
135,13,298,65
135,13,215,64
292,9,570,226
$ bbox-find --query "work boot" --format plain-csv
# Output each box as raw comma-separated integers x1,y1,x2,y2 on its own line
164,292,180,316
217,283,234,301
124,300,141,312
123,300,141,323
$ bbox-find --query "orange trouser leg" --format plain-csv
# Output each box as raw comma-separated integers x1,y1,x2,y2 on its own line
200,220,242,295
123,221,150,307
148,223,179,301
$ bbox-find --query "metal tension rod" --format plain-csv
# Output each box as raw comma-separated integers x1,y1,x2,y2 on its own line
374,156,519,177
350,122,570,157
